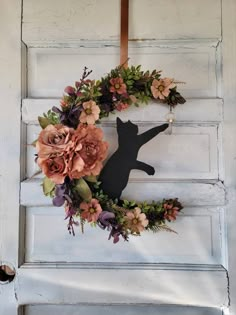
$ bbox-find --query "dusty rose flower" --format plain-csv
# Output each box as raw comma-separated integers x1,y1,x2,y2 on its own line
79,100,100,125
69,124,108,179
69,150,85,175
151,78,176,100
38,155,68,184
163,199,182,221
163,206,179,221
60,95,71,108
110,77,127,94
60,99,68,108
80,198,102,223
125,207,149,233
116,102,129,111
36,124,74,158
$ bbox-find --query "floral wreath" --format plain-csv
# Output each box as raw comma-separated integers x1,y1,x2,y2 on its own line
35,65,186,244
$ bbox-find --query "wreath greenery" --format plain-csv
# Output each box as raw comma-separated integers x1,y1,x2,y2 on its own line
35,65,185,243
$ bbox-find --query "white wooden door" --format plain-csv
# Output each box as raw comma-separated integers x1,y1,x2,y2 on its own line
1,1,236,314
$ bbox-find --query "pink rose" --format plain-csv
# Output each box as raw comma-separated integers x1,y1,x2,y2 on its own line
36,124,74,158
38,156,68,184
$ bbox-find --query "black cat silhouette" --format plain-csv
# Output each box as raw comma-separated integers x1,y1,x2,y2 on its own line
99,117,168,199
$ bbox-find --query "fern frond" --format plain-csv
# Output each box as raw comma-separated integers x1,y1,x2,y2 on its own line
151,224,177,234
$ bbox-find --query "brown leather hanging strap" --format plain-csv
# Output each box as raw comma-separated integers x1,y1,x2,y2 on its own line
120,0,129,68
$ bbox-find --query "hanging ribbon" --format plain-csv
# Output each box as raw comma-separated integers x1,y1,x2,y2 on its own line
120,0,129,68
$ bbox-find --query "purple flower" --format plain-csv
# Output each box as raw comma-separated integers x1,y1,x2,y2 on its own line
109,228,121,244
52,106,82,129
98,211,115,230
53,183,72,207
108,226,128,244
98,211,129,243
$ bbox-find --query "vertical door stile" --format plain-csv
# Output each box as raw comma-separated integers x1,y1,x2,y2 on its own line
0,0,22,314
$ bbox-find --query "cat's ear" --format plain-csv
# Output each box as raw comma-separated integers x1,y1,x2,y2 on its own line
116,117,123,128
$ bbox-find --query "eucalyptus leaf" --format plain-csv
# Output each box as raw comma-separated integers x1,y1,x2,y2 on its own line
38,116,51,129
74,178,92,201
42,177,55,196
84,175,97,183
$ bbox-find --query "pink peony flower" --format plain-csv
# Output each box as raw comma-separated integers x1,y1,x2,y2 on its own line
151,78,176,100
116,102,129,111
110,77,127,94
36,124,74,158
79,100,100,125
69,124,108,179
38,155,68,184
80,198,102,223
125,207,149,233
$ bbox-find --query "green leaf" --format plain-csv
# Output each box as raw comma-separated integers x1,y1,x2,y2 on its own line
123,199,129,205
38,116,51,129
126,80,134,86
74,178,92,202
84,175,97,183
42,177,55,196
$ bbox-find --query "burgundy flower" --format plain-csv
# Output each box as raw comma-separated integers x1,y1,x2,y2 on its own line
64,86,76,95
65,205,77,220
52,106,82,129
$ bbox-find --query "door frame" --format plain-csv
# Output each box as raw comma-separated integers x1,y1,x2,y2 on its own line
0,1,236,314
0,0,22,314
